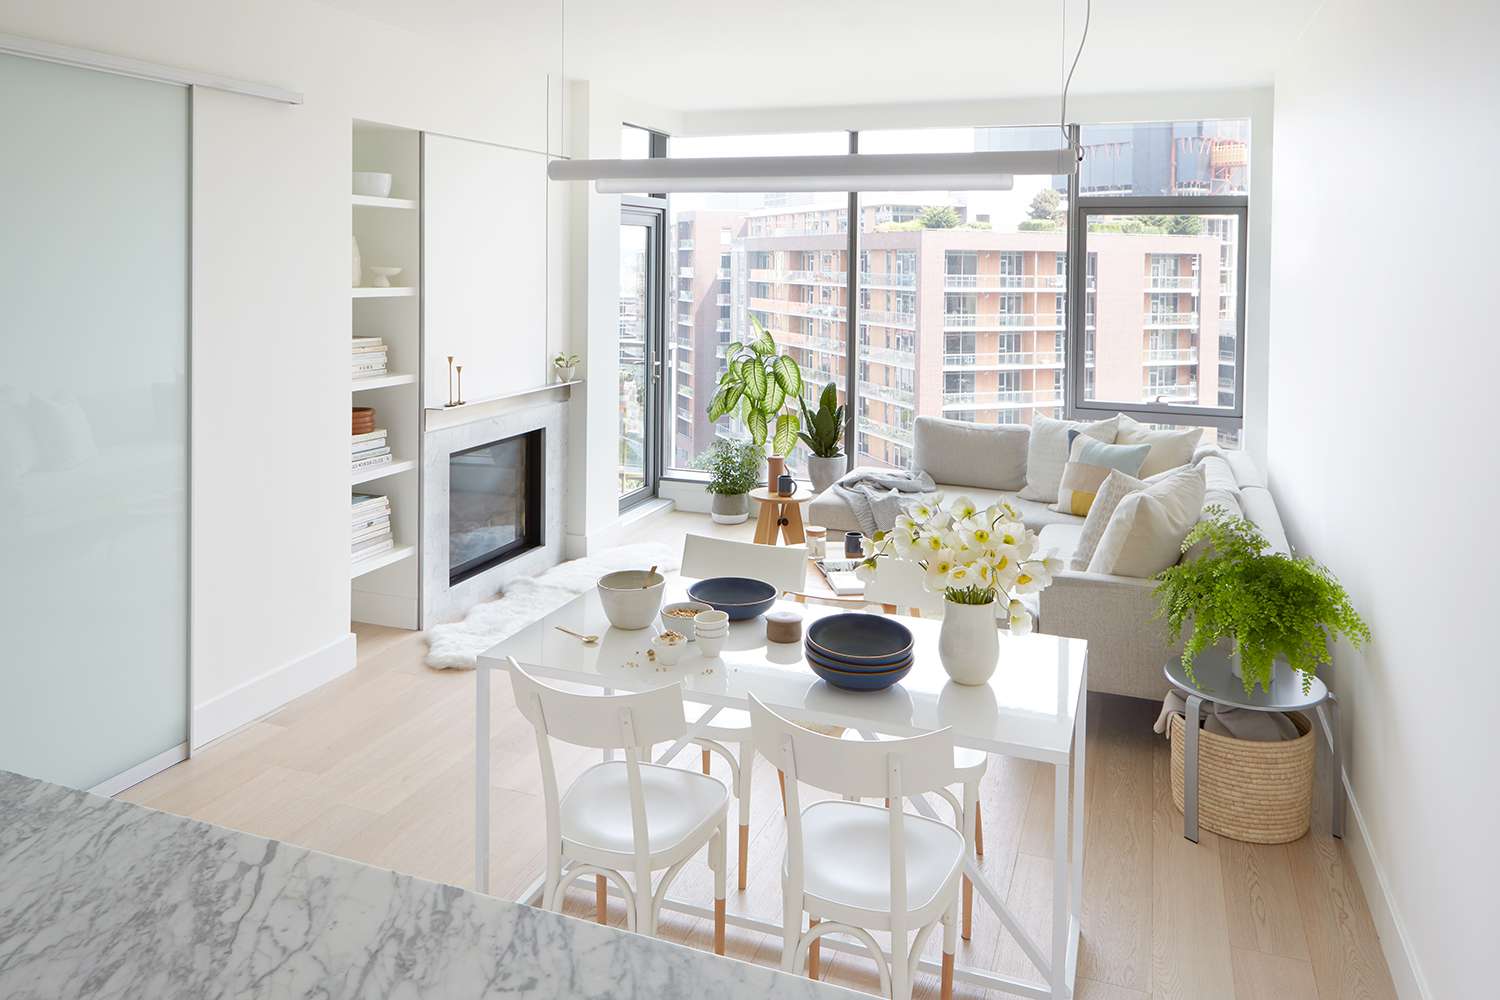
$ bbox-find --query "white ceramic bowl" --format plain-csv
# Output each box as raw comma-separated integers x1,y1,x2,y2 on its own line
652,633,685,665
692,623,728,637
353,171,393,198
597,570,666,630
693,609,730,630
661,601,712,638
696,632,726,658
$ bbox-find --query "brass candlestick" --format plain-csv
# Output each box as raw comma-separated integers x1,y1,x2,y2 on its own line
446,355,456,407
455,365,464,406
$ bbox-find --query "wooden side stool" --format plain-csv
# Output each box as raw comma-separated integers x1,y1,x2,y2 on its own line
749,485,810,545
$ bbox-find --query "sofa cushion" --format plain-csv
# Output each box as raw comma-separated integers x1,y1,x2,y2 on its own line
1037,523,1086,565
1239,486,1290,555
1087,465,1206,578
1197,454,1240,496
1019,414,1118,503
807,478,1085,536
913,416,1028,492
1052,435,1151,516
1226,450,1266,489
1116,414,1201,478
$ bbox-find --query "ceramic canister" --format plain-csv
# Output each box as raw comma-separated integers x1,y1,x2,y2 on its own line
844,531,863,559
777,473,795,497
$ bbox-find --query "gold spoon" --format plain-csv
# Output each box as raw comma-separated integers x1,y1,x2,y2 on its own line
554,625,599,645
643,565,658,587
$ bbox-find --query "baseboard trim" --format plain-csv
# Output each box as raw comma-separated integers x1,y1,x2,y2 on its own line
1341,773,1431,1000
89,741,189,798
191,632,356,749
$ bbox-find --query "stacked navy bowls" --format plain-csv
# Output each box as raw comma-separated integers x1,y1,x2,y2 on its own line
804,613,914,691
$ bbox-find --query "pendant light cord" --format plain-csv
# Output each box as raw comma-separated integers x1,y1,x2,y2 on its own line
1060,0,1092,162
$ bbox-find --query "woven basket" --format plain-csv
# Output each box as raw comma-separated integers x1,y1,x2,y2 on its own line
1168,709,1315,844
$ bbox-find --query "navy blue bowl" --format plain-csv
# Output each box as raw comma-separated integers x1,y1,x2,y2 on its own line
804,643,913,674
806,613,914,666
688,576,778,621
809,659,912,692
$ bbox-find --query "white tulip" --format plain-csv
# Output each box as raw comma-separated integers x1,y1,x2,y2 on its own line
1008,600,1033,634
854,559,878,582
950,495,978,520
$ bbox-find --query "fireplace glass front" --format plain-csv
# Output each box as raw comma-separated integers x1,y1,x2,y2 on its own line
449,429,543,585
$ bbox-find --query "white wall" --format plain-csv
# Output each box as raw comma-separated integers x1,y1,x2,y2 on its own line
0,0,568,746
1268,3,1498,996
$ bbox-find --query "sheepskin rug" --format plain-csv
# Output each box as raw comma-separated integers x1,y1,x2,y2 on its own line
424,542,680,669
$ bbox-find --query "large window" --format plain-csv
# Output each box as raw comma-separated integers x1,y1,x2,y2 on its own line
663,132,850,476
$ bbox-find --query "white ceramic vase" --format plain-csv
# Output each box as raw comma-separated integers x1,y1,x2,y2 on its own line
938,598,1000,686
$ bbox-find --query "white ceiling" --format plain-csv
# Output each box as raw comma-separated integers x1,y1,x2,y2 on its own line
324,0,1312,112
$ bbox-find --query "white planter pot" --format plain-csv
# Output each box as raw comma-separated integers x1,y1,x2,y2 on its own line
710,492,750,524
938,598,1000,686
1228,649,1301,693
806,455,844,494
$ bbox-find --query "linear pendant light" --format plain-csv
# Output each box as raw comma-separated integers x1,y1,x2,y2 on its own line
546,148,1076,193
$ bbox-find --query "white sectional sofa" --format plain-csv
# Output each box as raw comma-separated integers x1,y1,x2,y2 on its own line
806,415,1289,701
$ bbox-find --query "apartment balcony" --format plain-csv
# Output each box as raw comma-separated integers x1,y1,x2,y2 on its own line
715,319,732,334
1146,275,1199,291
772,301,846,322
856,415,912,444
942,313,1064,331
859,270,917,289
782,332,845,356
678,290,694,302
677,239,695,251
677,315,693,326
1142,347,1199,365
858,379,915,407
717,269,732,280
943,273,1065,291
676,405,694,423
941,387,1064,410
781,269,847,285
1143,311,1199,329
1145,384,1200,402
716,293,732,306
943,351,1064,370
862,309,916,329
860,345,916,368
678,266,695,279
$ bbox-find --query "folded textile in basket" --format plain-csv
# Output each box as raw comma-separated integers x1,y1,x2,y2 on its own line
1152,689,1300,742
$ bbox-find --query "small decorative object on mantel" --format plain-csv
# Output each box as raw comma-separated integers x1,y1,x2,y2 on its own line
445,356,457,407
1155,508,1370,694
858,495,1060,685
366,265,402,288
552,352,580,382
454,364,464,406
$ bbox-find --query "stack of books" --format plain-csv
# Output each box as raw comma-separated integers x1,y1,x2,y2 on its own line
352,429,392,474
351,493,393,562
352,337,387,380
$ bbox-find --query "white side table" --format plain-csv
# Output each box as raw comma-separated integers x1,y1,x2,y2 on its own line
1163,648,1342,844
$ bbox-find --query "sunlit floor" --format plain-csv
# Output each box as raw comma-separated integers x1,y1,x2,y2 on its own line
120,510,1397,1000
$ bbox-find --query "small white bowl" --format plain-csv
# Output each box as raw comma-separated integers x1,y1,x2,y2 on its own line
694,609,730,630
597,570,666,630
367,265,402,288
661,601,712,637
353,171,393,198
692,625,728,639
696,632,726,658
652,633,685,665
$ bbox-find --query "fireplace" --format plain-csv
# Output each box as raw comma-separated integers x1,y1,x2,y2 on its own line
448,428,544,585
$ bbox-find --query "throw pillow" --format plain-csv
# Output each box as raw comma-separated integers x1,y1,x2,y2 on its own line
1070,469,1145,570
913,415,1029,492
1115,413,1201,478
1051,435,1151,516
1018,414,1118,503
1087,465,1206,578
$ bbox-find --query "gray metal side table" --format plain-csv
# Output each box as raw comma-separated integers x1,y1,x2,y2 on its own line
1163,647,1342,844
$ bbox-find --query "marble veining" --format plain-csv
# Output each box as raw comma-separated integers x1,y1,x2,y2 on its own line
0,770,852,999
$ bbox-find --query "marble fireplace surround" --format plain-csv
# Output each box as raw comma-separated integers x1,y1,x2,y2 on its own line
422,399,566,629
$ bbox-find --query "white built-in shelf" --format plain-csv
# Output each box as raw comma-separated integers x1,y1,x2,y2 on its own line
423,379,582,431
352,286,416,299
351,458,416,485
351,543,414,580
352,194,418,210
351,372,417,392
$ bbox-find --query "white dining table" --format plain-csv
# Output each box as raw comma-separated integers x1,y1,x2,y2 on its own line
475,585,1088,1000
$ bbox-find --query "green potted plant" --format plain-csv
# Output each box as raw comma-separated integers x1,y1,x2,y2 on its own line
706,316,802,485
552,352,580,382
1155,509,1371,693
798,380,845,493
698,438,762,524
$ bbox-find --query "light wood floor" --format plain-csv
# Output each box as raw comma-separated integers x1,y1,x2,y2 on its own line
120,512,1398,1000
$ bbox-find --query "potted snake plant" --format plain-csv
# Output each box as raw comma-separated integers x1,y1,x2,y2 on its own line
798,380,846,493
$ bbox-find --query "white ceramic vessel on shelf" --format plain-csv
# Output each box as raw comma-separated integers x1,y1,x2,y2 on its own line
353,171,393,197
938,598,1000,685
351,236,362,286
367,266,402,288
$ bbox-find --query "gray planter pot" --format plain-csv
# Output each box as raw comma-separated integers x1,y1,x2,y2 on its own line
709,491,750,524
806,455,845,494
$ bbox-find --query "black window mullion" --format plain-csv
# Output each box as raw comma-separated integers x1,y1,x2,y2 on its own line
844,129,859,473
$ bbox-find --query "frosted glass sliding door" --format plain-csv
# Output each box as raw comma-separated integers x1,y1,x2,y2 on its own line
0,53,189,790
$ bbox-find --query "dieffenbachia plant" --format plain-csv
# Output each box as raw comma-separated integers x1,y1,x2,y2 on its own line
706,315,803,457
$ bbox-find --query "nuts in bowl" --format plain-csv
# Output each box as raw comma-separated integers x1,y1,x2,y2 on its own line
651,631,686,665
660,601,712,638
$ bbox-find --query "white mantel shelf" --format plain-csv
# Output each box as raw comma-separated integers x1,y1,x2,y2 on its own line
424,379,580,432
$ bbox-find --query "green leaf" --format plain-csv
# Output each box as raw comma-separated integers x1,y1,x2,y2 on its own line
748,318,776,356
772,411,799,456
741,360,768,402
771,355,802,397
746,409,768,447
819,380,838,415
707,388,729,422
763,375,785,416
721,382,743,415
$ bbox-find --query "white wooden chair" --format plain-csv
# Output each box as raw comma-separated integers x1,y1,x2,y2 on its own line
507,659,729,951
677,533,809,892
748,694,965,1000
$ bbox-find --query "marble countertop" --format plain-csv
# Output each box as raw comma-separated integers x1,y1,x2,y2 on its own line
0,770,852,999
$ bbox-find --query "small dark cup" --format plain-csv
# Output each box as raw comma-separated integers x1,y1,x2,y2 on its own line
777,473,795,497
844,531,863,559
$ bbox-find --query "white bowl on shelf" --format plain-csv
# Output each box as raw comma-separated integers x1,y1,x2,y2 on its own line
353,172,393,198
366,266,402,288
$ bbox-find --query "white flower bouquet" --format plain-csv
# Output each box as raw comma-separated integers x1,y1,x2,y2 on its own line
854,494,1061,633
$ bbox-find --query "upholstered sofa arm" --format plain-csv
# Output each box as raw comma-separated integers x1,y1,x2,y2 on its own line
1037,570,1178,701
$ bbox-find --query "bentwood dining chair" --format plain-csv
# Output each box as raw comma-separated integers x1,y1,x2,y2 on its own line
507,659,729,950
749,694,965,1000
